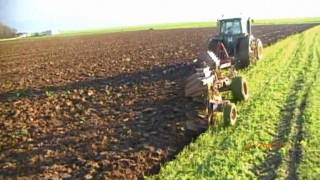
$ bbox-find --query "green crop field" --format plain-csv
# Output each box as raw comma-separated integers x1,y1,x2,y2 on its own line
58,17,320,37
151,26,320,179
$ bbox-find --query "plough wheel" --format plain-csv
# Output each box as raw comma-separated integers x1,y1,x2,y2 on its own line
223,102,237,126
230,76,249,101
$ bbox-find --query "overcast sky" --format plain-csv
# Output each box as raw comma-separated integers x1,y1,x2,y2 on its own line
0,0,319,32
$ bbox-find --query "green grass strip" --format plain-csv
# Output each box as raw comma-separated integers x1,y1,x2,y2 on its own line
297,38,320,178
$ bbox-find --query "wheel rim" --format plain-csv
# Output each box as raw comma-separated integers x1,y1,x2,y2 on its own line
224,103,237,126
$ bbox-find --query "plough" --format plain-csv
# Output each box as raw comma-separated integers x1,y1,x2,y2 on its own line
185,51,248,126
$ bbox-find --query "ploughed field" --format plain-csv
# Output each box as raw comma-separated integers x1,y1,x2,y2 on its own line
0,24,317,179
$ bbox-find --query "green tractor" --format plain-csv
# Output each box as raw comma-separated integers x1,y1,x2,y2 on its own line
208,17,263,69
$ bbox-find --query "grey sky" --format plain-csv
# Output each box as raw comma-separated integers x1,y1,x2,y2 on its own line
0,0,319,33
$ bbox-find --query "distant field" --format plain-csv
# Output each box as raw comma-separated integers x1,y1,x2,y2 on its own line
59,17,320,37
0,17,319,42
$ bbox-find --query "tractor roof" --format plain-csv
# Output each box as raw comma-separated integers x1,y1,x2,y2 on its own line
218,17,250,21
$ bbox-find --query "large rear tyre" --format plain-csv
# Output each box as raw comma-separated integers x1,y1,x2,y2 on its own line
235,36,250,69
230,76,249,101
223,102,237,126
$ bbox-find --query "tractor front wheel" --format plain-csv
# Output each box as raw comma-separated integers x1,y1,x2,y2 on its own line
223,102,237,126
230,76,249,101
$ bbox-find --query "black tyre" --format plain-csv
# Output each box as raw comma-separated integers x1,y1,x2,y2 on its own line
230,76,249,101
235,36,250,69
223,102,237,126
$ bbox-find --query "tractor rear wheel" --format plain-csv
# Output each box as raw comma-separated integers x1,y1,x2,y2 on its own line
256,38,263,60
235,36,250,69
230,76,249,101
223,102,237,126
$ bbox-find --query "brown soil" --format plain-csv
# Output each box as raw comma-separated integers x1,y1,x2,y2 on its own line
0,24,317,179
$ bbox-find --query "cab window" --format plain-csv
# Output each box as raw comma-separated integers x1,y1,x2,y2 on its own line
220,20,242,35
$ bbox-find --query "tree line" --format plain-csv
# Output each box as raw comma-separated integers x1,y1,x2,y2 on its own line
0,22,17,39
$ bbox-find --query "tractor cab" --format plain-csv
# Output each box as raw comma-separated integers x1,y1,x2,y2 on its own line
208,17,262,69
218,17,251,35
215,17,252,56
